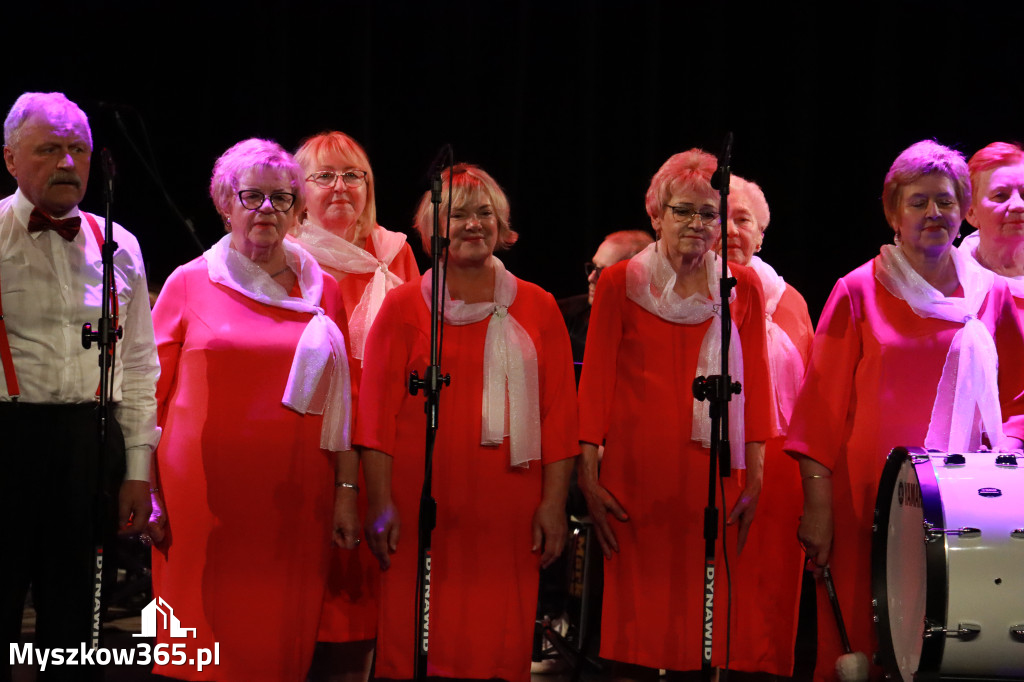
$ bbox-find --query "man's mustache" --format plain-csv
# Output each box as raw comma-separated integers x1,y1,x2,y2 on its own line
47,172,81,188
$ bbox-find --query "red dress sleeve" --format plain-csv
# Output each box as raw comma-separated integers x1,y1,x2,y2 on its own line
319,274,358,430
534,288,580,464
734,264,773,443
775,284,815,364
577,263,625,446
354,287,415,456
784,277,863,470
151,263,191,429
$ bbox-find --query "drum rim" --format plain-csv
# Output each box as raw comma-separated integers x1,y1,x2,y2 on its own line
871,446,948,679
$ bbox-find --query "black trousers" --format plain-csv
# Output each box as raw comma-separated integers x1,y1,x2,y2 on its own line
1,402,125,682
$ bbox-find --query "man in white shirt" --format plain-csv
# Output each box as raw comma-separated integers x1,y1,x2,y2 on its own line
1,92,159,679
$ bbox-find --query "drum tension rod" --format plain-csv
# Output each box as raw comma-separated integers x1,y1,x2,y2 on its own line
923,621,981,640
923,523,981,541
1011,625,1024,642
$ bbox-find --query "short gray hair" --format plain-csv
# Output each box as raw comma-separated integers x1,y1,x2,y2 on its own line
3,92,92,149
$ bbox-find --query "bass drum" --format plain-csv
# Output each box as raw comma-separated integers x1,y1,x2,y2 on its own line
872,446,1024,681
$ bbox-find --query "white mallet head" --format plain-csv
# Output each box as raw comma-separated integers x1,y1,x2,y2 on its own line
835,651,869,682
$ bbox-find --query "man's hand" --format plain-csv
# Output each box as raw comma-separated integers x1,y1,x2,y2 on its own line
118,480,152,536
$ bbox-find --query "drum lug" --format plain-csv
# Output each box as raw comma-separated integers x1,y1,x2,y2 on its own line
1011,625,1024,642
1012,529,1024,539
924,525,981,541
923,620,981,640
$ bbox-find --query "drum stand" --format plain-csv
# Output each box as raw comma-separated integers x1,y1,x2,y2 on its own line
532,515,604,680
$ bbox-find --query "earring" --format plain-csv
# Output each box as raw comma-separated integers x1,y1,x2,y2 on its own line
893,230,902,245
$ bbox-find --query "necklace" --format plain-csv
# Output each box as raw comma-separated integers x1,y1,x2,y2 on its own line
269,266,291,278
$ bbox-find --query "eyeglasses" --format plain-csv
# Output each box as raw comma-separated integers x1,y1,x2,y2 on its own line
306,169,368,189
664,204,720,225
237,190,296,212
584,262,604,280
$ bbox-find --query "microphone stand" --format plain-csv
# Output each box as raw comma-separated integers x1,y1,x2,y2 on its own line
407,146,453,681
81,148,123,651
692,132,739,682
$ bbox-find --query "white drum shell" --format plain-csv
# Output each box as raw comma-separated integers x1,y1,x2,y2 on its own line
875,449,1024,680
936,454,1024,677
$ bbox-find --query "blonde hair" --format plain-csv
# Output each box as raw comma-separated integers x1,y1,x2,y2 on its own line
413,163,517,254
294,131,377,233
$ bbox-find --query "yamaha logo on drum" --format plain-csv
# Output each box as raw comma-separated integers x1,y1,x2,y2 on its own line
898,479,922,508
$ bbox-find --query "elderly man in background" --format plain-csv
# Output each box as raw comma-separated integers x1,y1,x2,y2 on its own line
1,92,159,681
558,230,653,378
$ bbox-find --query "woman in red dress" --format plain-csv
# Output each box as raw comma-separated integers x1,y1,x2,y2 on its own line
786,140,1024,681
577,149,773,681
292,130,420,366
959,141,1024,311
359,164,578,681
715,176,813,677
148,138,356,682
291,131,419,682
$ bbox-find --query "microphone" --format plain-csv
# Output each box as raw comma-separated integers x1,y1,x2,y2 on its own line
426,144,453,204
427,144,452,180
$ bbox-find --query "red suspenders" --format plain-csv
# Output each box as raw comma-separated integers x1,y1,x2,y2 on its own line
0,213,118,401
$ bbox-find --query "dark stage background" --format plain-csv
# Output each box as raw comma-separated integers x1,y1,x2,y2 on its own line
4,1,1021,321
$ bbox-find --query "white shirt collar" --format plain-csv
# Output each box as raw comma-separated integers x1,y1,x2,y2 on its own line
11,188,83,241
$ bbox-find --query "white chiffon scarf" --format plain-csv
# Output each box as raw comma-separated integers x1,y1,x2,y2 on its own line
625,243,746,469
748,256,805,434
874,244,1003,452
206,235,352,451
420,257,541,467
290,222,408,361
958,232,1024,298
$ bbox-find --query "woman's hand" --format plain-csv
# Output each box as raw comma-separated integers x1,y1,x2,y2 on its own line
364,497,399,571
361,448,400,571
727,441,765,555
579,443,629,559
726,484,761,555
532,499,568,569
798,497,833,576
146,488,168,545
333,486,362,550
995,434,1024,453
794,454,834,576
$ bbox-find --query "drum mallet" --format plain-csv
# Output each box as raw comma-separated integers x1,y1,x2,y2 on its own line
822,565,869,682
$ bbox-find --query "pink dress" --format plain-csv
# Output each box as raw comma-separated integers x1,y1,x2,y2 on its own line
355,279,579,682
151,258,345,681
578,260,773,672
784,257,1024,681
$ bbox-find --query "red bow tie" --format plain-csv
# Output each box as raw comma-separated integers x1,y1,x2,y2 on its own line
28,208,81,242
